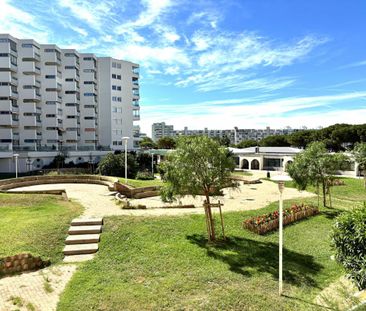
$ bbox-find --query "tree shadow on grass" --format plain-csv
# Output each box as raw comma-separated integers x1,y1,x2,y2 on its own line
187,234,323,288
321,209,342,220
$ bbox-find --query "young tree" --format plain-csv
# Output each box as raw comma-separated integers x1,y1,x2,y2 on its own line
157,136,176,149
288,142,347,207
235,139,257,149
160,136,237,241
353,142,366,188
139,137,156,149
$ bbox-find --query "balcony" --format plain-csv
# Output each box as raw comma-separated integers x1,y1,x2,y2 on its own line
22,62,41,75
22,50,41,62
0,56,17,72
22,89,41,102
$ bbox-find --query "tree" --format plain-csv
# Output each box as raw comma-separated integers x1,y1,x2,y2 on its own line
332,204,366,290
287,130,316,148
235,139,257,149
287,142,347,207
139,137,156,149
259,135,290,147
160,136,237,241
353,142,366,188
97,152,138,179
157,136,176,149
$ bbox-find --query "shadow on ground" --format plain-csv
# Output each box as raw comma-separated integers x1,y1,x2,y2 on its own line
187,234,323,288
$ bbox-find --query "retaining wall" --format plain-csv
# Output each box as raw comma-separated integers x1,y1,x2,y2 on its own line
114,182,160,199
0,175,118,191
0,253,50,276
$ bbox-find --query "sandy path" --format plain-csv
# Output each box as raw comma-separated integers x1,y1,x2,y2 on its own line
9,179,314,217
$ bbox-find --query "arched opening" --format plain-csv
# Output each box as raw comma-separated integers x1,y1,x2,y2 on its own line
241,159,249,169
251,159,260,170
285,160,293,172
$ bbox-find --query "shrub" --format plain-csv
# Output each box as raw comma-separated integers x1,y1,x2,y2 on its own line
97,152,138,178
332,204,366,290
136,171,154,180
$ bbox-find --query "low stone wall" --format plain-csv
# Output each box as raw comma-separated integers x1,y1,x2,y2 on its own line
0,189,68,200
0,175,117,191
114,182,160,199
0,253,50,276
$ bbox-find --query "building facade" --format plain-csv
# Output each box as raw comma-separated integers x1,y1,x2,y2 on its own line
0,34,140,173
151,123,299,144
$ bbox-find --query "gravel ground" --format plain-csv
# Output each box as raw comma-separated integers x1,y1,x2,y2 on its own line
9,172,314,217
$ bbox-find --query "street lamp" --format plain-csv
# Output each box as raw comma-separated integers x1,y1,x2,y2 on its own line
151,151,154,176
122,136,130,184
270,174,293,296
13,153,20,178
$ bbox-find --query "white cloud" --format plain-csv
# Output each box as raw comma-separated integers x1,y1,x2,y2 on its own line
0,0,50,42
57,0,114,31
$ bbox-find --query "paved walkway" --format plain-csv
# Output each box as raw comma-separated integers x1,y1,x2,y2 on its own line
9,179,314,217
0,265,76,311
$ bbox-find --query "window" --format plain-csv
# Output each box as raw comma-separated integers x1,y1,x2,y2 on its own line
84,116,95,120
46,127,58,130
112,74,116,79
83,69,95,73
66,127,78,131
117,75,121,80
24,139,37,143
83,57,92,61
64,53,77,57
117,97,121,102
22,43,33,48
65,66,76,69
67,115,77,119
112,62,117,68
45,75,56,79
46,114,56,118
112,96,117,101
84,105,95,108
84,81,94,85
65,91,78,94
0,82,10,86
112,85,121,91
44,48,56,52
46,101,56,105
84,93,94,96
117,63,121,69
0,111,11,114
65,103,77,107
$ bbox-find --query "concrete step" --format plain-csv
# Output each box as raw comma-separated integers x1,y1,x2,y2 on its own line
63,254,95,263
71,217,103,226
65,234,100,245
68,225,102,235
63,243,99,255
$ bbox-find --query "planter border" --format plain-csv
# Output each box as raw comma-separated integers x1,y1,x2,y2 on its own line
243,204,319,235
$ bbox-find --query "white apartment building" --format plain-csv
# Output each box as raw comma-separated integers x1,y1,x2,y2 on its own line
0,34,140,173
151,123,300,144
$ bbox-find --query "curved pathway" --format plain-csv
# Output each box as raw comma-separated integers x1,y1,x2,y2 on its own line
9,180,315,217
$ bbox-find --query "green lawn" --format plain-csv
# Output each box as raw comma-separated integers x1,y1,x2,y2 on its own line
119,177,164,188
57,186,363,311
267,177,366,203
0,193,83,263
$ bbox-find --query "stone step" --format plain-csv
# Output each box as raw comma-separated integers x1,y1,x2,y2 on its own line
65,234,100,245
68,225,102,235
63,243,99,255
63,254,95,263
71,217,103,226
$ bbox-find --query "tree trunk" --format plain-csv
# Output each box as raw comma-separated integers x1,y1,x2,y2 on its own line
317,182,320,208
322,181,327,207
363,170,366,189
328,185,332,208
204,193,216,241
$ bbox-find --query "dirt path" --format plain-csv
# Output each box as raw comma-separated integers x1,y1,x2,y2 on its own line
10,180,314,217
0,265,76,311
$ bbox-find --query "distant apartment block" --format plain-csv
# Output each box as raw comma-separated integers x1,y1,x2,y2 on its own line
0,34,140,173
151,123,299,144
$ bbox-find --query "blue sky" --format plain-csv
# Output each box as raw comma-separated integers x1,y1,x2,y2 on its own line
1,0,366,135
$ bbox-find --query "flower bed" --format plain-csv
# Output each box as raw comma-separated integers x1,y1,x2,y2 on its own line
243,203,319,235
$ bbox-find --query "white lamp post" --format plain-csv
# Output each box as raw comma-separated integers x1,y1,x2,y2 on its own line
151,152,154,176
122,137,130,184
270,174,293,296
13,153,20,178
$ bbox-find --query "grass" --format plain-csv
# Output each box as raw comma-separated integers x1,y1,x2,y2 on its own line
265,177,366,203
119,177,164,188
58,183,365,311
0,193,83,263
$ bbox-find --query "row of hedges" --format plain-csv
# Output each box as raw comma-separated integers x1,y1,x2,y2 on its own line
243,203,319,235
